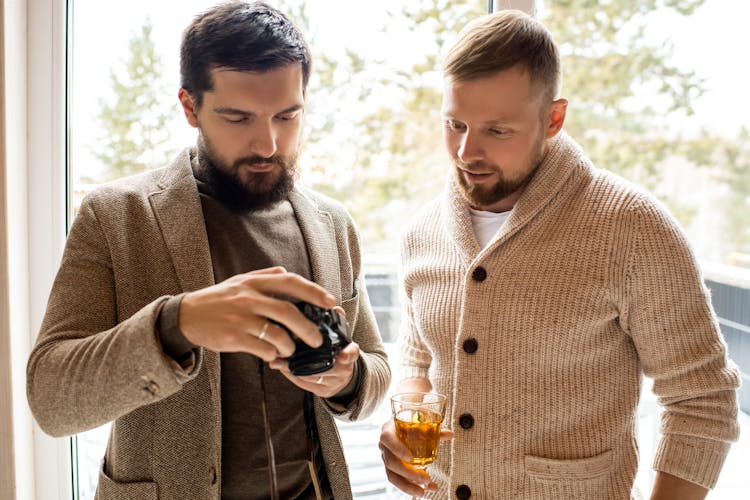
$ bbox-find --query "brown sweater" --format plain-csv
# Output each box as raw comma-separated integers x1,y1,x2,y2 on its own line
399,132,740,499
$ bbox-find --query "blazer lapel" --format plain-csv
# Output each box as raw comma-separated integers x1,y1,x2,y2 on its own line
288,188,342,301
149,151,220,403
149,150,215,293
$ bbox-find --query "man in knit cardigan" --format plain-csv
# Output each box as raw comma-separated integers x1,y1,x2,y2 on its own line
27,3,390,499
379,10,740,500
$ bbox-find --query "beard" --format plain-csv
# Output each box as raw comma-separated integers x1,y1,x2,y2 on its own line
453,132,546,209
195,133,299,212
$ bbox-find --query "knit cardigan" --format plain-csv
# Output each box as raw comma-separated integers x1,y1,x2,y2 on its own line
399,132,740,499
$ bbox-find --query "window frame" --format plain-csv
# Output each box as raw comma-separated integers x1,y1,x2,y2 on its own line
2,0,72,498
27,0,73,496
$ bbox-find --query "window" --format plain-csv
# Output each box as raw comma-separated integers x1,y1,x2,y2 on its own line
12,0,743,498
68,0,487,498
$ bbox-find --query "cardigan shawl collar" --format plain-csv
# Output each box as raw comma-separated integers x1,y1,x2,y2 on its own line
442,132,587,266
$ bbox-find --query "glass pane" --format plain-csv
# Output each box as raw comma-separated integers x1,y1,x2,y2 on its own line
68,1,486,498
68,0,749,498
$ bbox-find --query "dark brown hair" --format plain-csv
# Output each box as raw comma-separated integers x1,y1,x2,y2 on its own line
180,1,311,108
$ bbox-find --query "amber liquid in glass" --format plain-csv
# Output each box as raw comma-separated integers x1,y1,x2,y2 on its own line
394,409,443,467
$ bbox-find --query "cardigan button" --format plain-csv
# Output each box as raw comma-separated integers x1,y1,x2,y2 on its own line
459,413,474,429
471,267,487,282
462,338,478,354
456,484,472,499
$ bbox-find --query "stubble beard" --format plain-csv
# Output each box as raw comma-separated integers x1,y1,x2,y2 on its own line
196,132,299,212
454,133,546,210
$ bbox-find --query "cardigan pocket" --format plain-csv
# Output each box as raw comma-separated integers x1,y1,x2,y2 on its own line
95,462,158,500
524,450,614,499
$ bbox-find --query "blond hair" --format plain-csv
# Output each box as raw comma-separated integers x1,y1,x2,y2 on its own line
444,10,561,104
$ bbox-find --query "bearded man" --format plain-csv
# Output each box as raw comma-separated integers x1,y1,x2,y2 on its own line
26,3,390,499
379,9,739,500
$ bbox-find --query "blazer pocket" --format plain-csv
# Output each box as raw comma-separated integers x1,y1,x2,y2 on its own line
525,449,613,482
340,285,360,332
95,462,158,500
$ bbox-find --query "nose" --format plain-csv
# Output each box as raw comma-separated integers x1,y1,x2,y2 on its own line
457,130,483,164
250,120,278,159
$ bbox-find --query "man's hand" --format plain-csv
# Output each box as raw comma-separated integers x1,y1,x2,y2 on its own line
650,472,708,500
269,341,361,398
379,418,436,496
378,377,452,496
179,267,336,361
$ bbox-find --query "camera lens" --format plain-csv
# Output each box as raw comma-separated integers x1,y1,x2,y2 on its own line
288,350,335,376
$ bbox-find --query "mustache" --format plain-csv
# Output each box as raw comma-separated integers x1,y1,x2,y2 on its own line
454,159,494,172
232,155,287,169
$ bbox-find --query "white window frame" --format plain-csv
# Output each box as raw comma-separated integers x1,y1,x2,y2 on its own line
1,0,71,499
492,0,536,14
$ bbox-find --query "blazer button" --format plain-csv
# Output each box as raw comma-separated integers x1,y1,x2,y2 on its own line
462,338,478,354
458,413,474,429
209,466,217,485
471,267,487,282
141,377,160,396
456,484,472,499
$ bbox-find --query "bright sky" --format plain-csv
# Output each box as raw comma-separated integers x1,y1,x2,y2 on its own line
71,0,750,180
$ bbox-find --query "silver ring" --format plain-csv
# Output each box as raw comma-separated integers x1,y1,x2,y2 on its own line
257,321,270,341
315,375,324,384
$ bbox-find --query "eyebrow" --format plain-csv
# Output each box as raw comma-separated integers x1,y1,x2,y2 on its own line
442,113,517,126
213,103,304,116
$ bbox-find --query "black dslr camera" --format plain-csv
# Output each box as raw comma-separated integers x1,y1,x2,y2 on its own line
282,301,351,376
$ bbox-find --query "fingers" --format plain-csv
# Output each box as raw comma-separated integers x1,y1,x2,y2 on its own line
247,266,287,276
379,420,412,463
379,421,437,495
334,342,360,365
236,319,296,359
440,428,455,441
269,346,359,398
242,271,336,310
383,460,435,497
178,268,340,358
272,367,339,398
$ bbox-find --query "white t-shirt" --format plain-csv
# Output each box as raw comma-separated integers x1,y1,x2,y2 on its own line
469,207,511,249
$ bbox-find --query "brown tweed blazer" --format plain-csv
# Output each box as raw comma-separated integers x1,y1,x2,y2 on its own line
26,149,391,499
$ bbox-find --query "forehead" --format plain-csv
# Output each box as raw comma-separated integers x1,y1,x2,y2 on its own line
206,64,304,110
442,66,539,120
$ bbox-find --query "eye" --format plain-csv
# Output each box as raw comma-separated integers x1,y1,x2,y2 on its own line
225,116,249,124
445,119,466,132
276,111,300,121
488,127,512,137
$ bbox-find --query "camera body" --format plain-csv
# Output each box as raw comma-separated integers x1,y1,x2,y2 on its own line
283,301,351,376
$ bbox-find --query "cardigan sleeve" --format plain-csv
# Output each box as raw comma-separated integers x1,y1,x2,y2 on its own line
397,228,433,381
621,195,740,489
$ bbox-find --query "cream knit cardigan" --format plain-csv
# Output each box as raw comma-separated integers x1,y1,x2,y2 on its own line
399,132,740,499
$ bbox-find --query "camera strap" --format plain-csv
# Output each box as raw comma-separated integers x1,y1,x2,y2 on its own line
258,359,323,500
258,359,280,500
304,391,324,500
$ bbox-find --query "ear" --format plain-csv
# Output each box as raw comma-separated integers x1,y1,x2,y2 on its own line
178,88,199,128
544,98,568,138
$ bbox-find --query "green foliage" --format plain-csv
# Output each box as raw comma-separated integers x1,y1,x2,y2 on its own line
92,19,176,181
282,0,747,260
282,0,486,251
